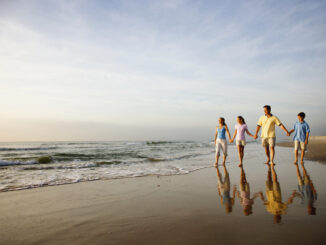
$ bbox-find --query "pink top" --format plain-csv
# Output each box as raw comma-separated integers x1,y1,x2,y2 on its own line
240,191,253,206
235,123,248,140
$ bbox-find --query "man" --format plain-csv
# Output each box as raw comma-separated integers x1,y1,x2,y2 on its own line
261,164,300,223
254,105,290,165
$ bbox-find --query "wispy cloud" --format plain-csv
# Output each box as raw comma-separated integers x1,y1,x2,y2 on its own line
0,0,325,140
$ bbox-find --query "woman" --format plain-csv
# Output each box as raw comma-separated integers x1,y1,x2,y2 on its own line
214,117,231,166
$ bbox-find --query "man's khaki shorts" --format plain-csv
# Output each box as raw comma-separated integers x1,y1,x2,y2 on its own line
294,140,306,151
261,137,276,147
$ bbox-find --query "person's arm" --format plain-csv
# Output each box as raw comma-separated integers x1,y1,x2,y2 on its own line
275,116,290,136
279,124,290,136
214,127,218,145
225,125,232,142
305,124,310,145
289,129,295,135
287,190,301,205
231,129,237,143
245,129,255,138
253,191,265,201
254,125,260,139
305,132,310,145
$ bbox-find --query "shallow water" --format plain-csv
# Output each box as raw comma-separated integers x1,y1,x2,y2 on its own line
0,141,218,191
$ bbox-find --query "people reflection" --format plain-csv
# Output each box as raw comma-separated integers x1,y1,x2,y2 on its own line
294,163,317,215
216,165,236,214
262,164,300,223
237,166,263,216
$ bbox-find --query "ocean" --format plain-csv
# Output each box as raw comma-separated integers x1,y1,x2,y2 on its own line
0,141,244,192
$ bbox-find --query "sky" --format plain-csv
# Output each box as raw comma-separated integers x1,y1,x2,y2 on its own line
0,0,325,141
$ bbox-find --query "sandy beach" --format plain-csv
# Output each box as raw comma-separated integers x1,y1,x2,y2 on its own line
0,144,325,245
277,136,326,164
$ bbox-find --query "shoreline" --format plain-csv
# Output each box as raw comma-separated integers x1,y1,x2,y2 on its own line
277,136,326,164
1,145,325,245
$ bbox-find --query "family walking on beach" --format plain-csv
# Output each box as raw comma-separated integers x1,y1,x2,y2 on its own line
214,105,310,167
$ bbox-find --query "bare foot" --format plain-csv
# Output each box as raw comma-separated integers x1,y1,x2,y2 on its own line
222,161,226,166
293,160,298,165
214,163,218,167
271,161,276,166
238,163,243,167
300,161,304,165
265,159,270,165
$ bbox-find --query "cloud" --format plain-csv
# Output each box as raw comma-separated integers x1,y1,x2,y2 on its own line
0,0,325,140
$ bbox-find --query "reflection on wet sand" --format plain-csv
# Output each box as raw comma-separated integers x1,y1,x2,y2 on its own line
294,163,317,215
261,164,301,223
237,166,263,216
215,161,319,223
216,165,236,213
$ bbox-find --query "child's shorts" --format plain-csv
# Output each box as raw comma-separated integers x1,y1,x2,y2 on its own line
216,139,228,156
294,140,306,151
261,137,276,147
236,139,246,146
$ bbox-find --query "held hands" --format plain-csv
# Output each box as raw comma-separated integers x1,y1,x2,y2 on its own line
253,134,258,139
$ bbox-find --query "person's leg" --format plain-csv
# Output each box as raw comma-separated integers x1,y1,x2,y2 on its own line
271,164,277,182
264,146,270,164
300,142,305,164
294,141,299,164
223,155,227,165
222,140,227,165
238,145,244,167
241,145,245,164
294,149,299,164
270,146,275,165
270,138,276,165
215,141,221,166
237,145,242,166
215,153,219,166
223,164,228,175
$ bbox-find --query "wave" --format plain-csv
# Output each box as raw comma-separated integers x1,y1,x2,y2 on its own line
0,147,57,151
146,141,175,145
0,164,211,192
22,163,97,170
0,160,37,166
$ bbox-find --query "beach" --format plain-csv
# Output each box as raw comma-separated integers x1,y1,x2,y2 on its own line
0,143,326,245
277,136,326,163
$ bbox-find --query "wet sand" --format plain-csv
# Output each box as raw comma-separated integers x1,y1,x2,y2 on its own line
277,136,326,163
0,144,326,245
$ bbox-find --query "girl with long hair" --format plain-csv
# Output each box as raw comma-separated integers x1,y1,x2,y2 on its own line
230,116,255,166
214,117,231,166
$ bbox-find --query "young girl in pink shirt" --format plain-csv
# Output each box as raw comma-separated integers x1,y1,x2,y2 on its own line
231,116,255,166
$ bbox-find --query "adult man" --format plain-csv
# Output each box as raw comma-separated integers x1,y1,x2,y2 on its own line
254,105,290,165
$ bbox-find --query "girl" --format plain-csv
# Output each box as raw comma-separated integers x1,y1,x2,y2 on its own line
216,165,236,214
214,117,231,166
230,116,255,166
237,165,262,216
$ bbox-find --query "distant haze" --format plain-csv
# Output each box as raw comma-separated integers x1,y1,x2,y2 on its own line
0,0,325,141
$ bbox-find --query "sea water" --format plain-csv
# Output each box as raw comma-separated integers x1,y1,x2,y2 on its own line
0,141,245,191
